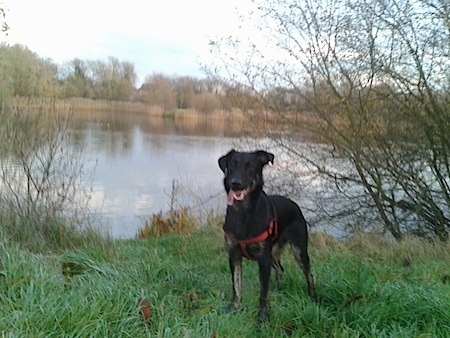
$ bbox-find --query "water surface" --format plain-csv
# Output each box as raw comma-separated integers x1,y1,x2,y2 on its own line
72,112,239,238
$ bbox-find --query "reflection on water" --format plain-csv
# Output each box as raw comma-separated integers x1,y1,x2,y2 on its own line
72,110,245,139
71,111,240,238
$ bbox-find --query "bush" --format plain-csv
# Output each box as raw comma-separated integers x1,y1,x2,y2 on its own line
0,97,95,251
137,208,196,238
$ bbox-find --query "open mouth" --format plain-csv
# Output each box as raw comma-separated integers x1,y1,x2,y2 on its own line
227,188,250,206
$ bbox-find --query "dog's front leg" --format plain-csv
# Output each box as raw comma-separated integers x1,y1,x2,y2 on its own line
228,247,242,312
257,255,272,323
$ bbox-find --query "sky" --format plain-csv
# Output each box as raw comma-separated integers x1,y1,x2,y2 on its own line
2,0,255,84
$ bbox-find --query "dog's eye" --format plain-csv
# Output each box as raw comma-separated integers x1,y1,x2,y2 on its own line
230,159,238,169
245,161,255,171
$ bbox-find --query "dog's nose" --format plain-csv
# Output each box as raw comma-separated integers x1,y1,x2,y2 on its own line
230,178,243,191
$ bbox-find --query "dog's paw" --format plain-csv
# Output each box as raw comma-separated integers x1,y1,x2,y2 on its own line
225,302,240,314
257,308,269,323
308,289,318,302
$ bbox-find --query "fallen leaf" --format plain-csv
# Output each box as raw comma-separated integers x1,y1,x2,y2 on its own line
138,298,151,325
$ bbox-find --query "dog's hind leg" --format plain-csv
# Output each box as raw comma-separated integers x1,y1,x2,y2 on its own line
292,244,316,300
285,220,317,300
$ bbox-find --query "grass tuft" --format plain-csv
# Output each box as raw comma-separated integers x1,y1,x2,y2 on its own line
137,208,197,238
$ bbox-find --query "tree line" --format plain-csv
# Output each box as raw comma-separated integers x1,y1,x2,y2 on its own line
0,43,249,113
0,43,308,115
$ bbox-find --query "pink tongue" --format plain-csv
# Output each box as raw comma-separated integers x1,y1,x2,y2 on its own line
227,190,236,206
227,190,243,206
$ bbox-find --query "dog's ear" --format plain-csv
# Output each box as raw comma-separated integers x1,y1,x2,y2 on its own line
218,149,236,173
255,150,274,166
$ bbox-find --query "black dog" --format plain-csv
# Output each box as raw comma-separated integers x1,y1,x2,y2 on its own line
218,149,316,323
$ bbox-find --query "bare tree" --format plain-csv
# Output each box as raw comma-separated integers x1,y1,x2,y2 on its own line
59,58,93,98
192,91,222,114
209,0,450,241
139,73,177,112
0,98,93,250
59,57,137,101
172,76,197,109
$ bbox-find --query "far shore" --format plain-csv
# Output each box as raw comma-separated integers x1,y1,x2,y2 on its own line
11,96,245,119
11,96,318,141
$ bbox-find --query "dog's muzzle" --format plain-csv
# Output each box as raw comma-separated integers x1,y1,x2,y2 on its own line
227,188,250,206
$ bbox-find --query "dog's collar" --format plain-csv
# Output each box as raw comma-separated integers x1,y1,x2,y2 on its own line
224,218,278,260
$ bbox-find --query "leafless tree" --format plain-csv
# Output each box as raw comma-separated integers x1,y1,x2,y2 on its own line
0,98,93,249
172,76,197,109
208,0,450,241
139,73,177,112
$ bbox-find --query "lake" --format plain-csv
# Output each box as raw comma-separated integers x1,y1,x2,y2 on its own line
71,111,247,238
71,111,352,239
3,108,431,241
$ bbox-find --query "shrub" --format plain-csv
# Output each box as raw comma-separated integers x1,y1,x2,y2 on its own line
0,97,95,251
137,208,196,238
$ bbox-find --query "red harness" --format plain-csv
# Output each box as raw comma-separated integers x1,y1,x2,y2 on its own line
224,218,278,260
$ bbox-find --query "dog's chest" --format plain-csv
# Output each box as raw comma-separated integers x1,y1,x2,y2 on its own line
225,236,268,259
223,196,276,259
223,207,270,239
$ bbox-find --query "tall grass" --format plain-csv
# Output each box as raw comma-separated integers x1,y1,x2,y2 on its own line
8,97,151,114
0,229,449,337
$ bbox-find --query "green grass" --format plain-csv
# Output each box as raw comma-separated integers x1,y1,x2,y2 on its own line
0,230,449,337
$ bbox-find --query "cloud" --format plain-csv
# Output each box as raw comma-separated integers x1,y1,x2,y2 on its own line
3,0,253,80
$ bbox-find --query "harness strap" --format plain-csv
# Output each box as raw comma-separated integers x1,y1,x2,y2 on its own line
224,218,278,260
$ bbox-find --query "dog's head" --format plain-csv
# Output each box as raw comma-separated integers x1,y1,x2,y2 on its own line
218,149,274,206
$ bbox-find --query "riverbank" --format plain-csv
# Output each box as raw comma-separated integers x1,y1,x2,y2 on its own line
1,228,449,337
10,96,245,119
9,96,318,137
